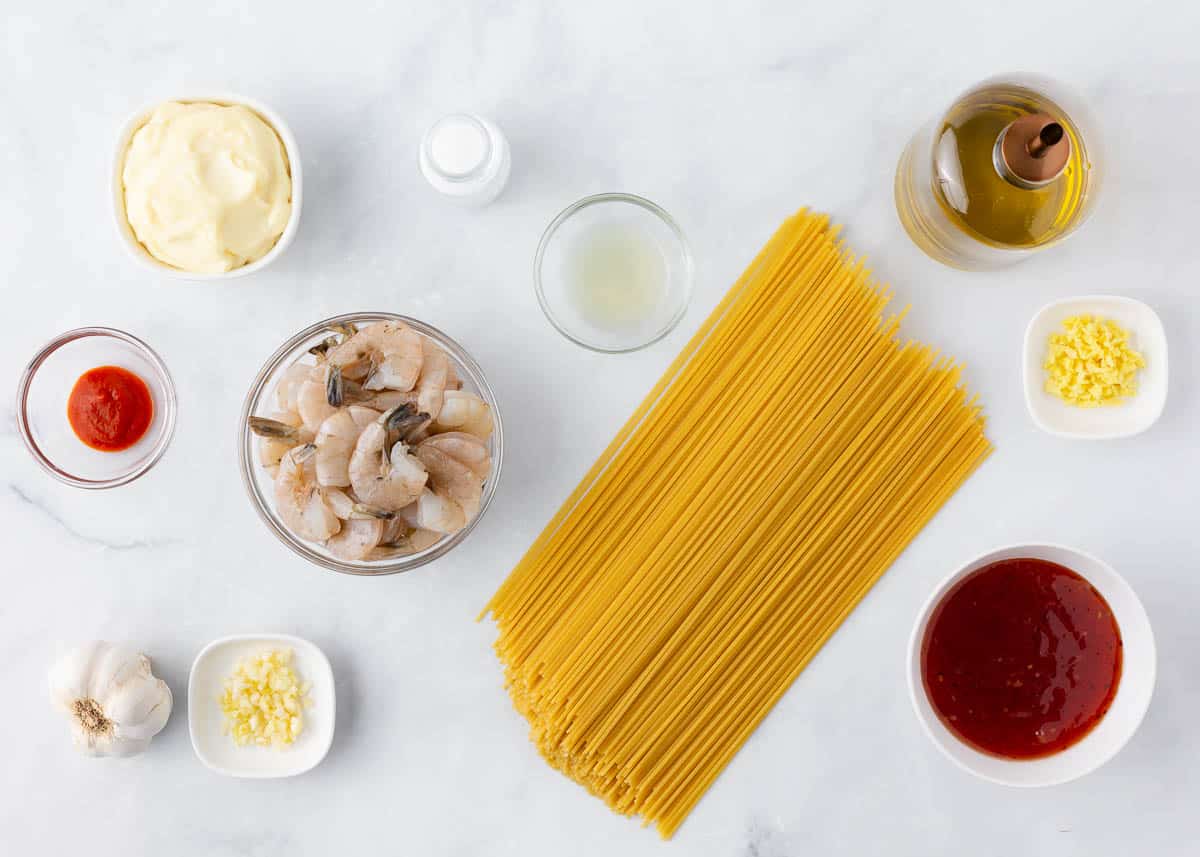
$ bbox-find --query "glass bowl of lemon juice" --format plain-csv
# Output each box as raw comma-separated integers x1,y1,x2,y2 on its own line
534,193,693,352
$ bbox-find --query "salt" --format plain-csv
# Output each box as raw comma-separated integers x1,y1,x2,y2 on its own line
419,113,511,206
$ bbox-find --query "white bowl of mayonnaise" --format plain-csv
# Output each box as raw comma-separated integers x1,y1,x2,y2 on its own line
112,93,302,280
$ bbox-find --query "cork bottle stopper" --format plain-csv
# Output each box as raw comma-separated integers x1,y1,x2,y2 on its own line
996,113,1070,187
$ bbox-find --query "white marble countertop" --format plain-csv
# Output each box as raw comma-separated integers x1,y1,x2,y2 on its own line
3,2,1199,854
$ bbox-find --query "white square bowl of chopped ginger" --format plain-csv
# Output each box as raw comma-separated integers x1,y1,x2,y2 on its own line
188,634,335,777
1023,295,1168,439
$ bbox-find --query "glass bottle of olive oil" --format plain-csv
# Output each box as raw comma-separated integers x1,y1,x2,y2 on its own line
895,75,1099,270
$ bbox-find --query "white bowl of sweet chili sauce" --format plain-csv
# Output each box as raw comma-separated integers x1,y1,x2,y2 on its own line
907,543,1155,786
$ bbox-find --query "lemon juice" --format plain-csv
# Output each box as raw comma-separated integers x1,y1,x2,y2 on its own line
566,220,667,329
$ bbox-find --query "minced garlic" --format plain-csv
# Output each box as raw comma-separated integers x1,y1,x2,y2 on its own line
219,649,311,749
1044,315,1145,407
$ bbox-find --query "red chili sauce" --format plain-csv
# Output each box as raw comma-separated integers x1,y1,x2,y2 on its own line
921,557,1122,759
66,366,154,452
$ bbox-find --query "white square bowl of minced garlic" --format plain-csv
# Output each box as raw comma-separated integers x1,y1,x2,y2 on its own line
1023,294,1168,440
188,634,334,778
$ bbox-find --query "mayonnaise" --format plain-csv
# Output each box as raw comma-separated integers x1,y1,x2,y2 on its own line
121,102,292,273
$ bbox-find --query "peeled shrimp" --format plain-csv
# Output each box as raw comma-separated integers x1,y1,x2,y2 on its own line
418,432,490,479
415,442,483,518
346,388,417,413
322,487,356,519
349,406,430,511
415,338,449,421
327,321,424,391
258,323,491,558
296,365,341,433
401,489,467,535
322,487,393,521
379,514,406,546
431,390,493,439
325,518,384,561
408,527,443,551
251,413,314,469
274,362,315,413
388,425,488,536
275,445,340,541
314,405,378,487
369,524,443,559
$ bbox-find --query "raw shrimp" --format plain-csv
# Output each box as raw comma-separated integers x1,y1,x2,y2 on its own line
431,390,493,439
390,435,487,535
418,432,490,479
349,406,430,511
345,387,418,413
313,405,378,487
415,338,449,421
327,321,423,391
325,518,384,561
379,514,406,546
250,413,313,469
274,445,340,541
368,525,443,559
325,365,347,407
415,443,483,518
274,362,315,413
259,321,490,557
408,528,443,551
322,487,356,519
322,487,393,521
297,367,340,433
307,335,338,360
400,489,467,535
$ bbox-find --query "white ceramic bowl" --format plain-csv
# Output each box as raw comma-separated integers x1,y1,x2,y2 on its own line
112,93,303,281
1023,295,1167,439
188,634,334,778
908,543,1155,787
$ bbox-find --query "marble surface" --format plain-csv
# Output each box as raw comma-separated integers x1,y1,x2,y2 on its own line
3,2,1199,854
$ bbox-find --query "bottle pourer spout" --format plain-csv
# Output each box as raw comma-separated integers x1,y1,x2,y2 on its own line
995,113,1071,188
1027,122,1064,158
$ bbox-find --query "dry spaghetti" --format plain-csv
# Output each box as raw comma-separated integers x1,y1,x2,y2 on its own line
481,210,992,837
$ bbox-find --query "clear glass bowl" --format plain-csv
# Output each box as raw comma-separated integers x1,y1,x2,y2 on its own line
239,312,503,576
534,193,693,352
16,327,177,489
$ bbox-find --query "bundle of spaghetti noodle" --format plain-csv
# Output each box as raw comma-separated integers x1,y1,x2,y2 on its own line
481,209,992,837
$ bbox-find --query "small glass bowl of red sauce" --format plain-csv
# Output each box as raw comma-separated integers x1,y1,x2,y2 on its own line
908,544,1155,786
16,327,177,488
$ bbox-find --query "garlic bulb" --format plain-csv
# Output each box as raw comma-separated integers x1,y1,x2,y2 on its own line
48,641,172,757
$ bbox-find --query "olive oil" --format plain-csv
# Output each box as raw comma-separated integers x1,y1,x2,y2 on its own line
896,76,1098,270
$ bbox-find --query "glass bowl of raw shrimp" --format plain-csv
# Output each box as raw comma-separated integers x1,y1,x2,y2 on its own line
238,312,503,576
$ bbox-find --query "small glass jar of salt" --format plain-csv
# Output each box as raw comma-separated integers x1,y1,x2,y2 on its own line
419,113,511,206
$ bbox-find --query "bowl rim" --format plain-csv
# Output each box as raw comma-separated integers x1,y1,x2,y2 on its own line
238,311,504,576
533,191,694,353
187,632,335,778
111,92,303,281
15,326,178,489
1022,294,1168,440
906,542,1157,786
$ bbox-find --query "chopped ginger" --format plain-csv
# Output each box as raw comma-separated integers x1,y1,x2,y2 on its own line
219,648,312,749
1044,315,1145,407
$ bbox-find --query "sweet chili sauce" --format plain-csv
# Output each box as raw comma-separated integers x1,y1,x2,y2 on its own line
66,366,153,452
921,557,1122,760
